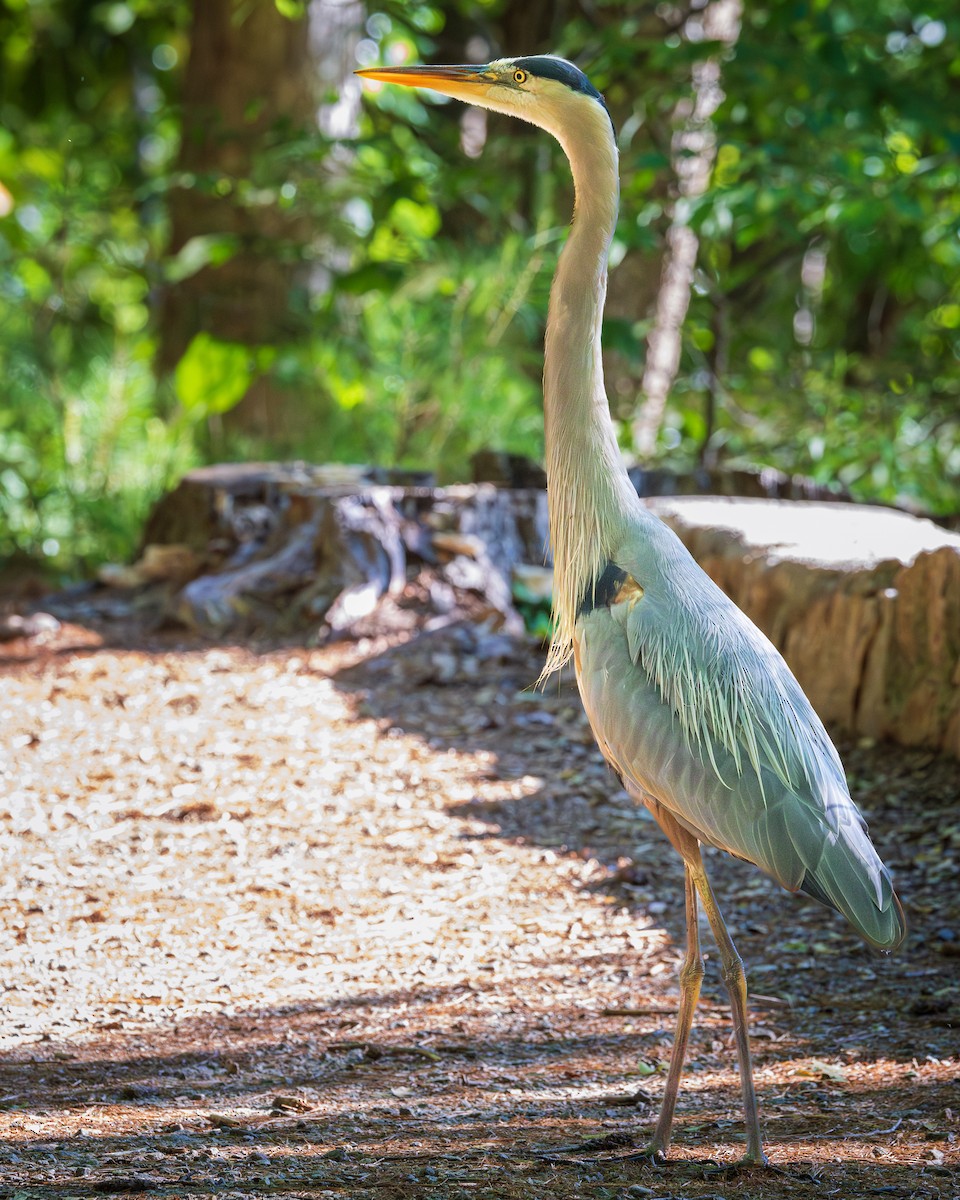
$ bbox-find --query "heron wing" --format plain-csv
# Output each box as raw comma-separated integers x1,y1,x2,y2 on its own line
574,586,904,950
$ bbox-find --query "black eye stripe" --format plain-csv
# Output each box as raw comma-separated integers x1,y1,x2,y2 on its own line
512,56,603,102
510,56,614,136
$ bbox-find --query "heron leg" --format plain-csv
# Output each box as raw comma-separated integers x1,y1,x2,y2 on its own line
647,862,704,1159
690,864,767,1166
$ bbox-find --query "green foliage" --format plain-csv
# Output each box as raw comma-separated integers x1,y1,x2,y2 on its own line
511,578,554,642
668,0,960,514
0,322,196,569
175,335,277,419
357,0,960,518
0,0,192,571
303,233,546,474
1,0,958,578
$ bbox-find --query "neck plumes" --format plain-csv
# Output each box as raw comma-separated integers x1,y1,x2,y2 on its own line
541,105,642,675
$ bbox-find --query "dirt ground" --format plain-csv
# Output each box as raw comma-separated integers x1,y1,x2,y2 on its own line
0,610,958,1200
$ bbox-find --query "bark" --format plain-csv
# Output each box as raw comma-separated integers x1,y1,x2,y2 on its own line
631,0,742,459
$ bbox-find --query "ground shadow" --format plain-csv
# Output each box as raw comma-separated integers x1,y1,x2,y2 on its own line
330,622,959,995
2,619,957,1198
0,987,956,1199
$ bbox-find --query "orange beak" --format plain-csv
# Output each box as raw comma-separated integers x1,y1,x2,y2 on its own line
355,63,492,96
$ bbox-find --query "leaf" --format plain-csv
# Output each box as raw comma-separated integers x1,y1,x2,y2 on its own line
174,333,275,418
795,1059,847,1083
164,235,239,285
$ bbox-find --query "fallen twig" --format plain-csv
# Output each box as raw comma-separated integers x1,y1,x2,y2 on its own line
326,1040,443,1062
779,1117,903,1144
841,1117,903,1141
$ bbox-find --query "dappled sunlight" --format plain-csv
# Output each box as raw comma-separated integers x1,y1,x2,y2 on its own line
1,629,957,1194
655,495,960,568
0,997,956,1193
4,3,960,1196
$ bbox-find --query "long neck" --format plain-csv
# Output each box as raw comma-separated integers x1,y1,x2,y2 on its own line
542,111,642,674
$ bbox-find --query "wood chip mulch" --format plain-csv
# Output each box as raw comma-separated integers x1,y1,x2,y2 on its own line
0,613,957,1200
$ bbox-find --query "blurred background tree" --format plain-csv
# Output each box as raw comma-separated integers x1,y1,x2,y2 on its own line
156,0,317,444
0,0,957,579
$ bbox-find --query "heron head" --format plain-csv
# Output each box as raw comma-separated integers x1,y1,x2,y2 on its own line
355,55,611,143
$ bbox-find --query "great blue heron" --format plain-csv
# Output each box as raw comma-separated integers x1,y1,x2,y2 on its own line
356,55,905,1166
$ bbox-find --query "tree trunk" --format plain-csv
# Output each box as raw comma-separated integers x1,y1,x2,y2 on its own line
156,0,317,442
631,0,742,460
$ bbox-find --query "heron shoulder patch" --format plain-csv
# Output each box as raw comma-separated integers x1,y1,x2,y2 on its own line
578,562,644,617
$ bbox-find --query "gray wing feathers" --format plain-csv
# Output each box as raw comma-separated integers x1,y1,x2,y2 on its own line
621,578,829,796
576,600,905,951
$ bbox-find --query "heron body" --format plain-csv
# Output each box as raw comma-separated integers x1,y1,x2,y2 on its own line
357,55,905,1165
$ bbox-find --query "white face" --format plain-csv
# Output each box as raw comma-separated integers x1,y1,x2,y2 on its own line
482,61,614,158
442,59,593,136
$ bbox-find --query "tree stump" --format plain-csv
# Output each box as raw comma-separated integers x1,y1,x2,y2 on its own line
108,467,960,757
129,464,548,639
649,496,960,757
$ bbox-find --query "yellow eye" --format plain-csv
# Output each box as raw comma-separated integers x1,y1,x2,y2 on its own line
513,68,527,85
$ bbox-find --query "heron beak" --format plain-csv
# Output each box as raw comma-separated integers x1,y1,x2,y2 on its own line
355,63,493,101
